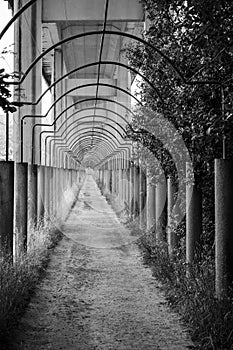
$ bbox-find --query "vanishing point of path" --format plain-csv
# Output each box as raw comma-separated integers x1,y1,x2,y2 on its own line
11,174,194,350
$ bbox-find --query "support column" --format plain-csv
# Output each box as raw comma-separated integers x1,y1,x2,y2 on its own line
156,177,167,242
186,163,202,264
14,162,28,258
133,166,140,220
38,165,45,222
139,167,146,228
215,159,233,299
167,177,178,256
28,164,38,230
146,170,156,230
0,161,14,260
129,165,134,217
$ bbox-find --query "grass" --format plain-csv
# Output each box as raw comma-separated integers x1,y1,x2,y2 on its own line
0,219,63,346
96,179,233,349
139,231,233,350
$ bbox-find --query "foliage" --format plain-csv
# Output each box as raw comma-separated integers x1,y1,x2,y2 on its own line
125,0,233,248
0,68,16,113
126,0,233,177
0,220,63,346
139,234,233,350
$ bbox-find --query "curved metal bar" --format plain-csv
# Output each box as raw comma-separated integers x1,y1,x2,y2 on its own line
9,30,221,86
42,127,118,165
24,96,135,163
54,108,129,135
49,137,104,166
53,97,136,127
14,61,163,106
53,118,126,144
60,131,118,161
45,82,141,117
72,137,132,164
48,121,124,163
38,101,133,164
0,0,37,41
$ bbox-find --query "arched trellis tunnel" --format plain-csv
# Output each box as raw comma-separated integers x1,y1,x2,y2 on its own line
0,0,232,303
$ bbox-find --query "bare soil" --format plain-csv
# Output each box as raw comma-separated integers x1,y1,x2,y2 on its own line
9,174,194,349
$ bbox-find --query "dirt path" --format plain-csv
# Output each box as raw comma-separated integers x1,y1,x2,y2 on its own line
11,174,194,349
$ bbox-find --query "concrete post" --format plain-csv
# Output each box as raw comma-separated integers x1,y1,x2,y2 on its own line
156,178,167,242
129,166,134,217
44,166,50,219
0,161,14,260
167,177,178,256
186,163,202,264
146,170,156,231
38,165,45,222
215,159,233,299
28,164,38,230
14,162,28,258
133,166,140,220
139,167,147,228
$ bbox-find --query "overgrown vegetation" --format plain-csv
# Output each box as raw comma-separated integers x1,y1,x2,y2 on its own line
139,231,233,350
121,1,233,348
0,220,63,346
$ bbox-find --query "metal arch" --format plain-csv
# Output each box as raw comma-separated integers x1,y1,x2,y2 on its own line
69,130,119,149
37,99,133,164
94,143,133,168
45,132,113,166
45,135,82,166
71,134,117,155
52,143,78,168
56,106,130,127
72,138,114,159
14,61,163,106
0,0,37,40
75,146,107,163
8,30,221,86
46,120,124,163
55,145,77,168
43,118,132,166
31,96,134,163
44,82,142,118
51,96,136,131
50,130,118,160
72,138,133,166
51,119,126,148
50,114,127,140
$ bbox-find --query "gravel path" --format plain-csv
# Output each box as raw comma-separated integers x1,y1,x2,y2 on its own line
11,174,194,349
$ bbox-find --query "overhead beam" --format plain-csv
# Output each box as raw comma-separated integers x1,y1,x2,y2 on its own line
42,0,144,22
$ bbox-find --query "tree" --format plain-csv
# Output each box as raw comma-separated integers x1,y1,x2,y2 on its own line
0,68,16,113
125,0,233,248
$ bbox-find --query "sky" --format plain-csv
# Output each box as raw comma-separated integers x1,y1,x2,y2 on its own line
0,0,52,117
0,0,14,73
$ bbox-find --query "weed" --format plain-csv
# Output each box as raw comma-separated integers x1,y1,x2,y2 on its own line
0,219,63,345
139,233,233,350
